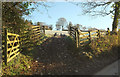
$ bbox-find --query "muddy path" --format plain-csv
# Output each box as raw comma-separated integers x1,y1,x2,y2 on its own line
29,36,118,75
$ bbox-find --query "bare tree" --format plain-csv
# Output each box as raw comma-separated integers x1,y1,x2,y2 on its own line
73,2,120,34
30,20,33,25
82,26,86,30
67,21,73,29
49,25,53,30
56,17,68,30
75,24,87,30
56,24,61,30
37,22,41,25
75,24,82,30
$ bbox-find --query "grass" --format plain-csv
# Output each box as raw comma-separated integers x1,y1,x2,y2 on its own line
65,32,119,74
88,33,118,58
1,32,119,76
2,54,33,76
2,35,50,76
67,32,119,60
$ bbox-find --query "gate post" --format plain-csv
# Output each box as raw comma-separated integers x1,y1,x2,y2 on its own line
97,30,100,38
77,29,79,47
89,31,91,43
4,28,8,65
75,28,79,48
42,26,45,35
69,26,72,36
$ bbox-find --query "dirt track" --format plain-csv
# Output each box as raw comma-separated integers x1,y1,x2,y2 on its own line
30,36,118,75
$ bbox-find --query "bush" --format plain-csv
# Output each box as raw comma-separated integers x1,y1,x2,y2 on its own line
2,54,33,76
89,34,118,57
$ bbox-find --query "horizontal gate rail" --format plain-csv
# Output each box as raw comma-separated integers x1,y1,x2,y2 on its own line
69,26,107,47
4,28,20,65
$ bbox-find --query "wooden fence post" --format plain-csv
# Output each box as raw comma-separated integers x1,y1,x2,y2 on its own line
75,28,79,48
43,26,45,35
4,28,8,65
75,29,76,42
77,30,79,47
89,31,91,42
98,30,100,38
28,27,31,45
75,30,77,47
107,28,110,35
69,26,72,36
68,26,70,36
78,30,79,47
78,30,80,46
32,27,36,43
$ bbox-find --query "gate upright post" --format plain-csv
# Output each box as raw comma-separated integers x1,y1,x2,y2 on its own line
70,26,72,36
4,28,8,65
75,28,79,48
43,26,45,35
89,31,91,43
98,30,100,38
77,29,79,47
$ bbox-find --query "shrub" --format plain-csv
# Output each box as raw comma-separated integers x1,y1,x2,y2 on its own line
89,34,118,57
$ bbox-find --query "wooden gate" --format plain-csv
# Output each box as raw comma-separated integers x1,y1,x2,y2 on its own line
69,26,107,48
4,28,20,65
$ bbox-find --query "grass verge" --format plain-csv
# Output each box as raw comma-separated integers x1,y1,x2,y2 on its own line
2,35,50,76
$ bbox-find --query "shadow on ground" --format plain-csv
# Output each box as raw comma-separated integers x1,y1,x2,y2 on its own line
4,34,118,76
20,35,87,75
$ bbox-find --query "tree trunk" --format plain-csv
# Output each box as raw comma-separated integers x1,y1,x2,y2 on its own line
62,26,63,31
112,2,119,34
